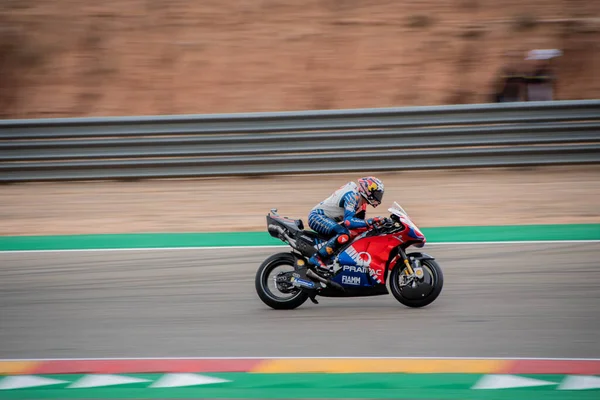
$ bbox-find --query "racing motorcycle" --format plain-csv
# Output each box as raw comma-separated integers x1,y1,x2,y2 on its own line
255,202,444,309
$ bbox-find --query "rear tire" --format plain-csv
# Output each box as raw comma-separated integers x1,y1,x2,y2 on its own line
389,259,443,308
255,252,309,310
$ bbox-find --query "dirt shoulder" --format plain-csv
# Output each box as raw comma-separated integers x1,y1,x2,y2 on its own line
1,166,599,236
2,1,599,118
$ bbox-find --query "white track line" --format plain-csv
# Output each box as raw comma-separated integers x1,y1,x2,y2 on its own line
0,240,598,254
2,356,600,361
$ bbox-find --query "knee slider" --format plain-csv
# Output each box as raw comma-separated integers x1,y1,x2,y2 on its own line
336,234,350,245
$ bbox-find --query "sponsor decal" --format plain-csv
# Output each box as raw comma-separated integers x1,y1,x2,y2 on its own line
341,275,361,285
342,246,384,284
300,235,315,244
342,264,383,285
345,246,372,267
291,277,316,289
343,265,370,274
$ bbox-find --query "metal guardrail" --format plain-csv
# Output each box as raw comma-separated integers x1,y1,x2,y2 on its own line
1,100,599,182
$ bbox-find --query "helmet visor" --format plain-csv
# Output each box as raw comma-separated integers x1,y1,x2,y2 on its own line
371,190,383,205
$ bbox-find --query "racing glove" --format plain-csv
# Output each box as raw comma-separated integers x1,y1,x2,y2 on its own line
367,217,385,227
367,217,393,228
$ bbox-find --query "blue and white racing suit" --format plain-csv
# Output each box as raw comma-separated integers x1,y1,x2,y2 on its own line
307,182,369,266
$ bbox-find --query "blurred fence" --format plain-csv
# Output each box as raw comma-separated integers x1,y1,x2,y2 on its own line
1,100,599,182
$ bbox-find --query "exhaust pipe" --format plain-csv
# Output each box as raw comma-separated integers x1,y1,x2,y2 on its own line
306,269,345,292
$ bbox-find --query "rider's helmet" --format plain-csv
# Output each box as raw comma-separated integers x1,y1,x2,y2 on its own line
357,176,384,207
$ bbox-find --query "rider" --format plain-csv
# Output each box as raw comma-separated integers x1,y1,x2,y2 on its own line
307,176,387,275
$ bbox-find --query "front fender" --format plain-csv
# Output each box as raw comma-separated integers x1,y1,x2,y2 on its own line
407,252,436,261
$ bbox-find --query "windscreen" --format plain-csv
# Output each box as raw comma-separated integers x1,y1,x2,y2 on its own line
388,202,408,218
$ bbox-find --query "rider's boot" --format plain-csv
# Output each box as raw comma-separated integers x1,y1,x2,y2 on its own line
308,233,349,277
308,253,333,275
308,240,335,275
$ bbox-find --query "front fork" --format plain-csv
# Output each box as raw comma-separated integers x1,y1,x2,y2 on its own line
396,247,425,284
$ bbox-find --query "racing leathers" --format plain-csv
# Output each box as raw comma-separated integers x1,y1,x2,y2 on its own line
307,182,382,273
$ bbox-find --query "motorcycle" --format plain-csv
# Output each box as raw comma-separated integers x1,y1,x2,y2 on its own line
255,202,444,310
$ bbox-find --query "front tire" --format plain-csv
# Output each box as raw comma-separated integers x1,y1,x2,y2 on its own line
389,259,444,308
255,252,309,310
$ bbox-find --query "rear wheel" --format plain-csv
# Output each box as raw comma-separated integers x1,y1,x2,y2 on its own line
389,258,443,308
255,252,309,310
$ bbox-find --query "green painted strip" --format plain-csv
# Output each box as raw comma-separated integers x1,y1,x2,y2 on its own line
423,223,600,242
0,373,597,399
1,224,599,251
0,231,282,251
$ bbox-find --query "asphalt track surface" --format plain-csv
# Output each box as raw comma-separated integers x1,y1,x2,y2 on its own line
1,243,599,359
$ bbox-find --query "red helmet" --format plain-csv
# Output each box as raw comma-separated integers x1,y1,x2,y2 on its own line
357,176,384,207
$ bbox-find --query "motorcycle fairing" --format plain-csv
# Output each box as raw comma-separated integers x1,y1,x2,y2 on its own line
334,234,400,287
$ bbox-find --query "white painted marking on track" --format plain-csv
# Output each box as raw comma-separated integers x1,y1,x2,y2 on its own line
150,373,230,388
558,375,600,390
68,374,150,388
472,375,558,389
1,240,598,253
0,375,68,390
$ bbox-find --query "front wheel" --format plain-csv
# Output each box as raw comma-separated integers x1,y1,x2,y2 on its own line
389,259,444,308
255,252,309,310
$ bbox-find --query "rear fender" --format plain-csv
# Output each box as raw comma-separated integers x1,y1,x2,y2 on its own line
287,252,322,295
290,252,309,271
